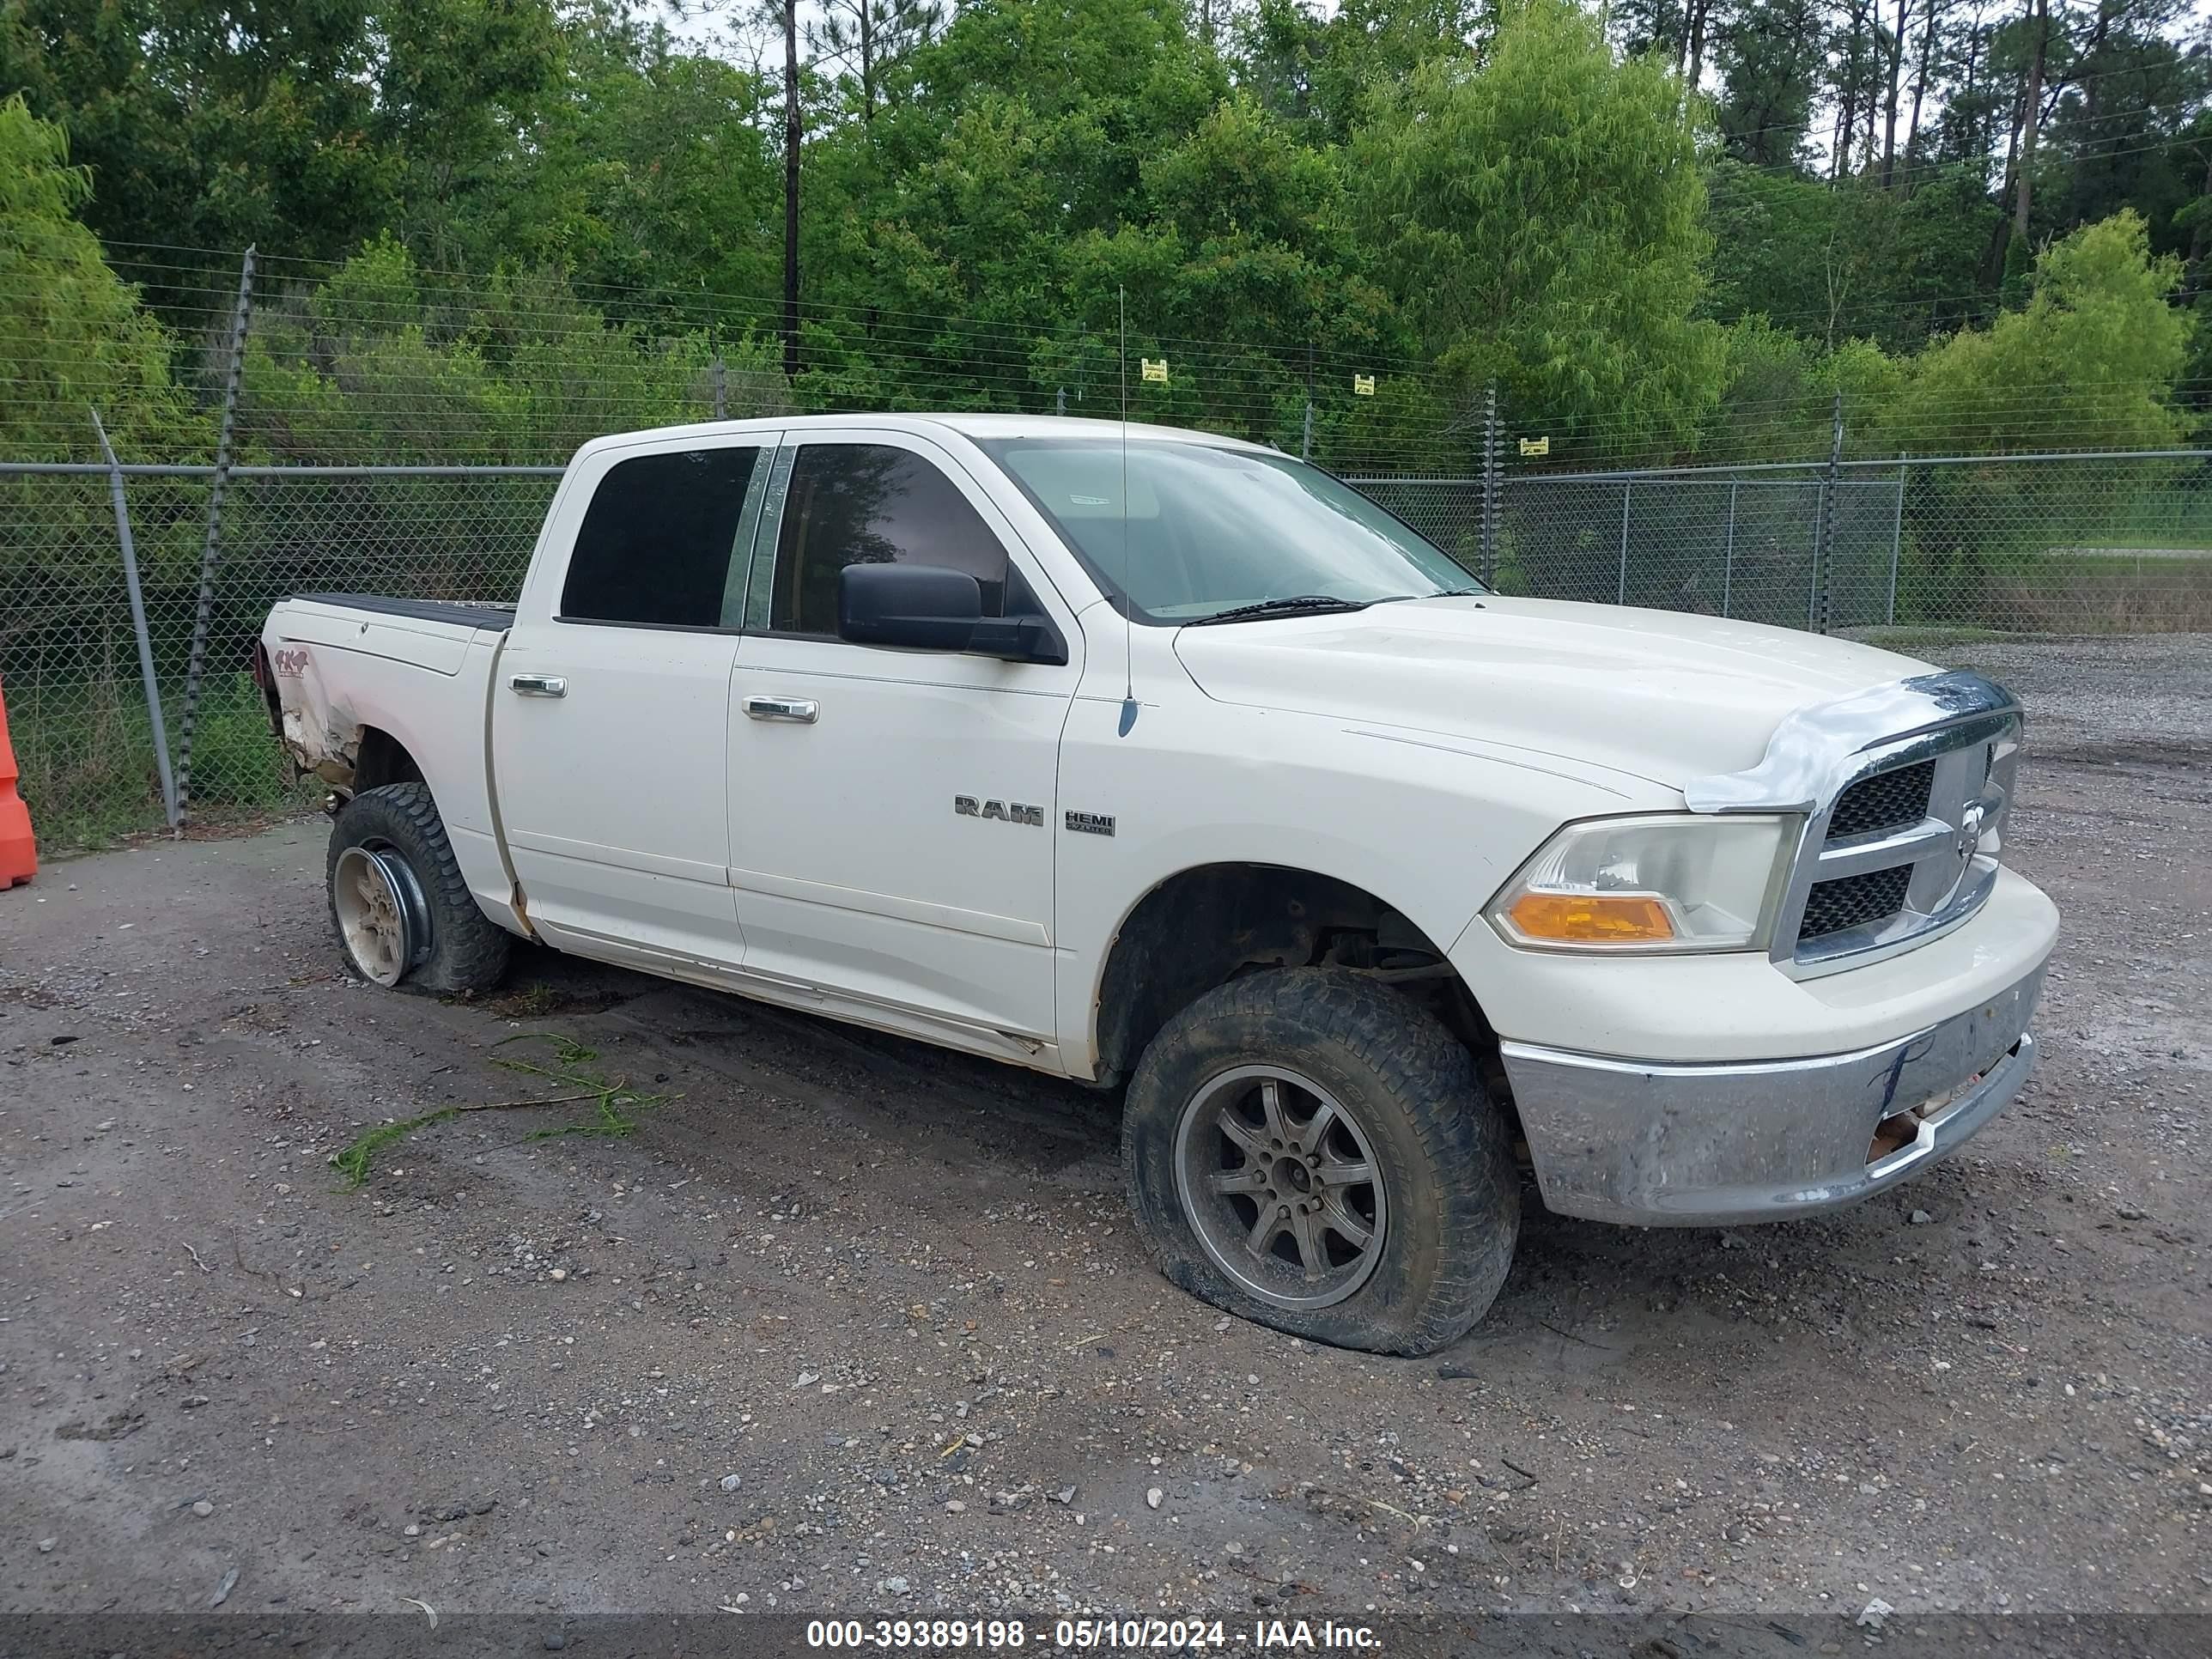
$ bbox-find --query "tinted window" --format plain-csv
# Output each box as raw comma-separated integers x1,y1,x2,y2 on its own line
562,447,761,628
769,444,1007,635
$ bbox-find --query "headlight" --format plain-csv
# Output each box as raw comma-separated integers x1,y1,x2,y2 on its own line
1486,814,1799,953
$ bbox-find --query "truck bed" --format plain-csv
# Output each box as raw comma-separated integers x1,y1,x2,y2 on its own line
290,592,516,631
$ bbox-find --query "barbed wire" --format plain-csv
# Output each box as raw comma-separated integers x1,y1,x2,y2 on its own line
8,234,2205,482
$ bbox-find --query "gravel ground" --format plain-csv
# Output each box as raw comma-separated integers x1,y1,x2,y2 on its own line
1,635,2207,1656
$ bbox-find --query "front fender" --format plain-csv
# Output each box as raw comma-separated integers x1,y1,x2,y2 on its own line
1051,696,1669,1077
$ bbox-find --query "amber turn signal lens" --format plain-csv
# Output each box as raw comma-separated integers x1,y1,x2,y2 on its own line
1505,892,1676,944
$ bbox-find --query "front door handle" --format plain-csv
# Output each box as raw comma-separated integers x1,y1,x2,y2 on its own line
508,672,567,698
743,695,818,724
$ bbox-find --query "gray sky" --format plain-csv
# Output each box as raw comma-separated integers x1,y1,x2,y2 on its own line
659,0,826,76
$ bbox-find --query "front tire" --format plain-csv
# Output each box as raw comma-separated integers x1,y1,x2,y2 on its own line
1121,969,1518,1355
327,782,510,996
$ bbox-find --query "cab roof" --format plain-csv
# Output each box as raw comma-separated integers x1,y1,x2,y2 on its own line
572,410,1279,463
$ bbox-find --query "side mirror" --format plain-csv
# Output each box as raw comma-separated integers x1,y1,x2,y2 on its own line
838,562,980,651
837,563,1065,664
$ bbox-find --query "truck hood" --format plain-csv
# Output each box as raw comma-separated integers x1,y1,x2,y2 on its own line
1170,596,1933,792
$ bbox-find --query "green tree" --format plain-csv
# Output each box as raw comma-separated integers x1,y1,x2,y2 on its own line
1235,0,1488,144
1875,210,2198,629
1349,0,1725,460
451,23,784,308
2043,0,2208,258
373,0,570,262
0,95,200,842
240,234,789,466
1056,93,1432,459
1710,0,1826,166
809,0,944,120
0,94,186,459
0,0,561,269
1703,317,1908,460
1705,160,2003,352
782,0,1230,410
1888,208,2195,452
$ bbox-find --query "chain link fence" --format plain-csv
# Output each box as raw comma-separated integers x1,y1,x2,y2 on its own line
2,463,560,846
9,445,2209,849
1359,450,2212,634
6,251,2210,848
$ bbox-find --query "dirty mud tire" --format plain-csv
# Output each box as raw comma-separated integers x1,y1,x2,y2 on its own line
326,782,510,996
1121,968,1518,1356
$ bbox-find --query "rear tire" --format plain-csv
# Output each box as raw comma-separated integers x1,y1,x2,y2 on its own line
327,782,510,996
1121,968,1518,1356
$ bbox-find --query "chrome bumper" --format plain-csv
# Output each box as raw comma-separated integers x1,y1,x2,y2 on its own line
1498,963,2045,1226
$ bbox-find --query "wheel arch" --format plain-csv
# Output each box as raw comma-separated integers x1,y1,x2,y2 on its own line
1087,860,1510,1112
281,708,436,806
349,725,428,794
269,642,478,820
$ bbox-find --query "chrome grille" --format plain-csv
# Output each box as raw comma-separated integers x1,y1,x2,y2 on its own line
1684,670,2025,981
1827,760,1936,841
1800,865,1912,940
1785,716,2019,969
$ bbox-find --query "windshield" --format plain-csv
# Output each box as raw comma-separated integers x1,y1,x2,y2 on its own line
979,437,1480,623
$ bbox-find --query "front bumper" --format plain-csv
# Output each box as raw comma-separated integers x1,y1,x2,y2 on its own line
1499,960,2045,1225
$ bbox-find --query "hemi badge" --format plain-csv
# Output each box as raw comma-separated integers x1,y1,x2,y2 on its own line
1066,811,1116,837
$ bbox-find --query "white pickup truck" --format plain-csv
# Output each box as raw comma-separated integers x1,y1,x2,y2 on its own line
258,413,2057,1354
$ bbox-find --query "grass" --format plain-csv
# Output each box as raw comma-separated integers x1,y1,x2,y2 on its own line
330,1031,675,1187
329,1109,465,1186
1986,555,2212,634
487,981,563,1018
1844,623,2021,649
6,670,313,848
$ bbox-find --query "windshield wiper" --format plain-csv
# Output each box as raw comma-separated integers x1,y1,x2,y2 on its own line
1183,594,1373,627
1375,586,1486,604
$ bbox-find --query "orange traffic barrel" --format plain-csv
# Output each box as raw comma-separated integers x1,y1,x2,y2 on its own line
0,675,37,887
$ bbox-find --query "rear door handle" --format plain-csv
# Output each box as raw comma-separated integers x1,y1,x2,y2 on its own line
509,673,567,698
743,695,818,724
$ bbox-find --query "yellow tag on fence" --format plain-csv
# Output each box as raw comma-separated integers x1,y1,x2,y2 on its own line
1519,435,1550,457
1352,374,1376,397
1140,358,1168,385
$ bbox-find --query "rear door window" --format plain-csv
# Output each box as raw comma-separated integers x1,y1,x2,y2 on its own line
562,447,763,628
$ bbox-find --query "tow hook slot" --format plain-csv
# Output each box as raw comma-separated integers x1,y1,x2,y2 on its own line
1867,1070,1983,1170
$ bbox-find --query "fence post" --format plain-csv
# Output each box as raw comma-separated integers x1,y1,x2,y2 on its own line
1807,480,1822,629
1617,480,1632,605
175,245,256,830
1721,480,1737,619
1811,391,1843,635
92,410,179,828
711,354,728,421
1057,386,1067,418
1302,345,1315,461
1478,381,1498,586
1886,456,1908,625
